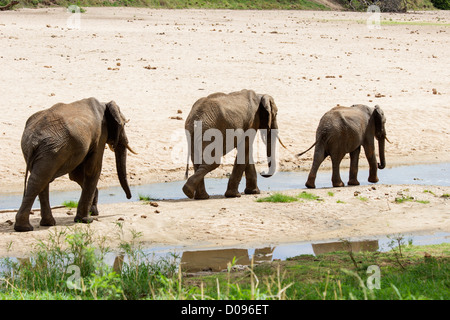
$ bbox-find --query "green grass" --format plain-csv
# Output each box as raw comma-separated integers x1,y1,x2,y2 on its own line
3,0,330,10
256,193,298,203
394,195,430,204
380,20,450,27
256,191,323,203
297,191,321,201
138,194,158,202
1,226,449,300
62,200,78,208
337,0,437,12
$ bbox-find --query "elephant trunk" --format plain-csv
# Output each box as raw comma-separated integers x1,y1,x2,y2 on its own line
261,127,277,178
115,143,132,199
377,137,386,170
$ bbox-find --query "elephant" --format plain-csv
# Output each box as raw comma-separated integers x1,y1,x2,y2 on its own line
297,104,390,189
14,98,136,232
182,89,283,199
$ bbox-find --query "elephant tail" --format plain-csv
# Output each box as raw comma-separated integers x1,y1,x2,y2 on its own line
184,145,190,180
23,162,30,197
22,147,38,197
296,141,316,157
184,162,189,180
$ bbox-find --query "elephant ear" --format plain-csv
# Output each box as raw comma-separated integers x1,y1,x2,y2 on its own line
373,105,384,137
105,101,125,149
259,95,275,129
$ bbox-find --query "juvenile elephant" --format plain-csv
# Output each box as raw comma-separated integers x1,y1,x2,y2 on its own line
182,89,282,199
14,98,136,232
297,104,389,188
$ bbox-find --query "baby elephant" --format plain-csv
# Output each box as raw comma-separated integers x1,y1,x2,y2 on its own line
298,104,390,188
14,98,136,232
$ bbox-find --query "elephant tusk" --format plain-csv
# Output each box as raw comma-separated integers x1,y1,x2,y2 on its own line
277,136,288,149
127,144,138,155
385,136,392,144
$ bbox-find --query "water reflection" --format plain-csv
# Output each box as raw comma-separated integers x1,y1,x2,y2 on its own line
311,240,379,255
181,249,250,272
117,240,377,274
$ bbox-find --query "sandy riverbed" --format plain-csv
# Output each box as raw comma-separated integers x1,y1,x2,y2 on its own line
0,7,449,257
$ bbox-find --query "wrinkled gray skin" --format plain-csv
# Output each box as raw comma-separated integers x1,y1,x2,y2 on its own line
183,89,279,199
14,98,135,232
298,104,387,188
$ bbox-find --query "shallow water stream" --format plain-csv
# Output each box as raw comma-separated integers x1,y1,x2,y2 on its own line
1,162,449,211
1,163,448,271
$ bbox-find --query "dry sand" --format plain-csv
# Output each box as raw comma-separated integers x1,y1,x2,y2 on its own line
0,7,449,257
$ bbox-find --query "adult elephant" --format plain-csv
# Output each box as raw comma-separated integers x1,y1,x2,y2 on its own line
14,98,136,232
182,89,282,199
297,104,389,188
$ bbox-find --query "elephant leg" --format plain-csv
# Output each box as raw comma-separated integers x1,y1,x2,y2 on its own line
15,164,56,232
90,188,99,216
183,162,220,199
73,155,102,224
225,160,245,198
244,163,260,194
69,166,99,216
14,188,39,232
364,144,379,183
39,184,56,226
306,145,326,189
331,152,345,187
348,146,361,186
226,142,252,198
193,164,209,200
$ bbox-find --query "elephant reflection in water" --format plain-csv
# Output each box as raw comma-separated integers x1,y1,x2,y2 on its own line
180,247,275,273
109,241,378,275
312,240,379,255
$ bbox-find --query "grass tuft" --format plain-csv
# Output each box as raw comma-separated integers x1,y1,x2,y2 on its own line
256,191,323,203
297,191,321,201
395,195,430,204
62,200,78,208
256,193,298,203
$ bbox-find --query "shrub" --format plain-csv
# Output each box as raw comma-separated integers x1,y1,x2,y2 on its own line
431,0,450,9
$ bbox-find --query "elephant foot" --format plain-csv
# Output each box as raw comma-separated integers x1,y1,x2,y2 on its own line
225,189,241,198
74,216,94,224
182,184,195,199
332,181,345,188
305,180,316,189
14,222,34,232
244,187,260,195
194,192,210,200
40,217,56,227
348,179,360,186
368,176,379,183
